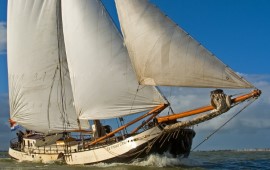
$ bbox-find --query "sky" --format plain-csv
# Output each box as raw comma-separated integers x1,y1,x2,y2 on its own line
0,0,270,150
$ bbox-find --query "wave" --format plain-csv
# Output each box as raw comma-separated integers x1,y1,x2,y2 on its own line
91,153,201,168
131,153,201,167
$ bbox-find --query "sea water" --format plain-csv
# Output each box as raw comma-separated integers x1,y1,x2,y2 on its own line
0,150,269,170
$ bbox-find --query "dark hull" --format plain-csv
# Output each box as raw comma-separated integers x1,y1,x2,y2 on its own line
85,128,195,164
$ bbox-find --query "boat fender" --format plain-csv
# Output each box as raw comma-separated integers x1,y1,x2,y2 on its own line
181,139,186,151
183,134,191,151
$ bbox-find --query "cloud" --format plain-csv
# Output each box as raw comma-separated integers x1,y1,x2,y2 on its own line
0,22,7,54
159,74,270,134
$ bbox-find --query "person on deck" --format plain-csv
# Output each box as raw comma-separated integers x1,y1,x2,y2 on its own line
16,131,24,150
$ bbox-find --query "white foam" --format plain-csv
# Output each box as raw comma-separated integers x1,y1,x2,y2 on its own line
131,153,200,167
89,153,201,168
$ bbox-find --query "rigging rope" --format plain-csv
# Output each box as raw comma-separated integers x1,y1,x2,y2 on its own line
128,85,140,115
167,87,173,115
191,98,257,151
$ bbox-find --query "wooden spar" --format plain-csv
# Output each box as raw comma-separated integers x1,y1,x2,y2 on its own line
86,104,168,146
231,89,261,103
157,89,261,124
130,111,159,134
67,129,93,133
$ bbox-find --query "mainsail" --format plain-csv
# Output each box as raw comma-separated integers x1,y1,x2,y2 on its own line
115,0,253,89
7,0,89,133
61,0,166,120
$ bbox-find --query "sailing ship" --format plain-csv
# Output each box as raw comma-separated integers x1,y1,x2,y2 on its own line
7,0,261,165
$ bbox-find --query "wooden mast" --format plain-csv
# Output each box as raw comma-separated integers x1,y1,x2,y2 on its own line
157,89,261,124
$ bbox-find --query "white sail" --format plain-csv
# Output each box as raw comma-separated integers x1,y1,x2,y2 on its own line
115,0,253,89
61,0,165,120
7,0,89,133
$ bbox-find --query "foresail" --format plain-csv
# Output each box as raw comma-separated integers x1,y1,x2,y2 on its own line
115,0,253,89
7,0,89,133
61,0,166,120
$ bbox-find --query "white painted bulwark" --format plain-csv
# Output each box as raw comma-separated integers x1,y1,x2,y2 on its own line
65,126,162,165
9,147,61,163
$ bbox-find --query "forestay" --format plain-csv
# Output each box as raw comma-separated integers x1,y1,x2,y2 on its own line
7,0,89,133
61,0,166,120
115,0,253,89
